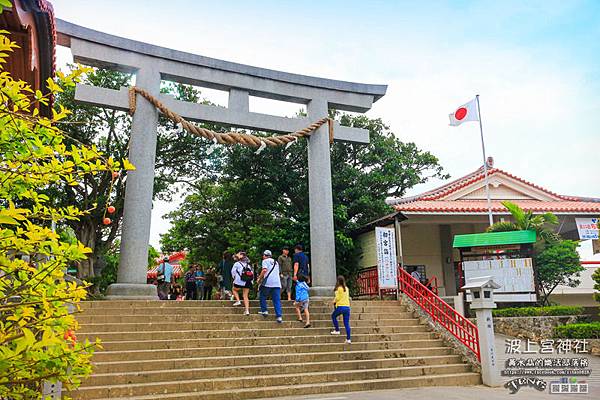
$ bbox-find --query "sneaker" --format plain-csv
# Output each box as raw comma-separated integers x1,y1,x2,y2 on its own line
232,301,242,306
304,323,311,329
330,330,341,335
244,310,250,316
276,317,283,323
345,339,352,344
258,311,268,316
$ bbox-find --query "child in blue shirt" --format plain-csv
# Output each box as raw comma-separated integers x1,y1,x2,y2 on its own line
294,274,311,328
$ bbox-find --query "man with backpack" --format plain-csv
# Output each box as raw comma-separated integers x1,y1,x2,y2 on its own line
231,251,252,315
256,250,283,323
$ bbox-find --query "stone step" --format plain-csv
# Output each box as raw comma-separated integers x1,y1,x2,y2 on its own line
98,332,437,351
78,318,421,333
83,354,464,386
75,311,415,324
92,339,446,362
80,325,431,341
73,364,472,399
92,347,456,374
78,300,403,309
78,305,409,315
74,372,481,400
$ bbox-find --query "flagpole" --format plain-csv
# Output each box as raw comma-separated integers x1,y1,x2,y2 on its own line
476,94,494,227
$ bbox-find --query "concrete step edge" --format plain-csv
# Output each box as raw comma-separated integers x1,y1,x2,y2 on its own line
98,332,435,344
81,372,480,400
92,346,454,366
95,339,444,355
78,364,471,391
86,354,464,378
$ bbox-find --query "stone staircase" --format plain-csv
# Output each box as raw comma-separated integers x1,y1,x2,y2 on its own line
73,299,480,399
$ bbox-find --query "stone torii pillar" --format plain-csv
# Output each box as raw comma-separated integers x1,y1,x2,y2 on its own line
56,20,387,299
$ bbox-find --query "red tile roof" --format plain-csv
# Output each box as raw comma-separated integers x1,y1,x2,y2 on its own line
395,200,600,214
391,167,579,205
389,165,599,214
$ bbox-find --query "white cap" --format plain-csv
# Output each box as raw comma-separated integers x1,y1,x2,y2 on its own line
263,250,272,257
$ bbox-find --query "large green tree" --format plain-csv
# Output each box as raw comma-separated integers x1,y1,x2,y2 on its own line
161,113,448,278
535,240,583,305
53,69,223,278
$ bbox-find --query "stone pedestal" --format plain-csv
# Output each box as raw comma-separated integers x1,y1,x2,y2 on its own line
106,283,158,300
474,308,501,387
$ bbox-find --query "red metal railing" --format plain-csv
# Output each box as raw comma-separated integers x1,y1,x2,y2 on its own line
356,266,440,296
398,267,480,360
424,276,439,295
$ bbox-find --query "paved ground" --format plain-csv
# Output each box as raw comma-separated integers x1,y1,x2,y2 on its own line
265,385,595,400
264,333,599,400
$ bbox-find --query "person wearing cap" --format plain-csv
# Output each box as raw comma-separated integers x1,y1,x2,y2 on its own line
256,250,283,323
277,246,293,301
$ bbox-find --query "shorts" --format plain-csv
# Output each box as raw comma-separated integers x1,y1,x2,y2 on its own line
234,281,252,289
280,274,293,292
295,299,309,311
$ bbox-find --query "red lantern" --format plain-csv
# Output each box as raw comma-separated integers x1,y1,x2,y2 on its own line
107,206,116,214
103,217,111,225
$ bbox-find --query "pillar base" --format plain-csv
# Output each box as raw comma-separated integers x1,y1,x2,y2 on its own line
310,286,335,299
105,283,158,300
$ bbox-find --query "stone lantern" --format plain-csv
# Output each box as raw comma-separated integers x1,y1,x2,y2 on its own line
462,276,502,387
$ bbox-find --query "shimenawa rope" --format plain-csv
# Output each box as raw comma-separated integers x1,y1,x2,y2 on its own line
128,87,335,149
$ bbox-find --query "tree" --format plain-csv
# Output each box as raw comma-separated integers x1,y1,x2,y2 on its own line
535,240,583,305
0,26,131,397
161,113,448,280
486,200,560,244
54,70,224,278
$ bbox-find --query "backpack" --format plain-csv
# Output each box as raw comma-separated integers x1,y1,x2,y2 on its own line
240,262,254,282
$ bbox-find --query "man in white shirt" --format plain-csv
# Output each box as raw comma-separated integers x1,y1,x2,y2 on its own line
256,250,283,323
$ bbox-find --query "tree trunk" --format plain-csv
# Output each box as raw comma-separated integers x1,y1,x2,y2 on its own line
77,219,97,279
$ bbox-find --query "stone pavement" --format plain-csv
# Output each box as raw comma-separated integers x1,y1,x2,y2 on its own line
263,385,594,400
264,333,599,400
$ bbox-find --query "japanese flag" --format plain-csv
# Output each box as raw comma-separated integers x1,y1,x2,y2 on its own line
449,98,479,126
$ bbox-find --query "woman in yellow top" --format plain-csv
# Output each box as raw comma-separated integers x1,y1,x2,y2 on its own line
330,275,351,344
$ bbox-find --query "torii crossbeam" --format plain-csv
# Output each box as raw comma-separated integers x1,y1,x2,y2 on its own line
56,19,387,298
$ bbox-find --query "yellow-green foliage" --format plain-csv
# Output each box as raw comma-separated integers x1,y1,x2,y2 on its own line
0,29,132,398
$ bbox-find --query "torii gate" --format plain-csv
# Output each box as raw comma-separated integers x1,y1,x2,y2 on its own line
56,20,387,298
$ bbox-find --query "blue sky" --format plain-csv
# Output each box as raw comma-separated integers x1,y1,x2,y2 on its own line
51,0,600,247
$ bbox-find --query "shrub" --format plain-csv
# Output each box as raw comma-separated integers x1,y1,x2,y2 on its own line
553,322,600,339
0,22,132,399
492,306,584,318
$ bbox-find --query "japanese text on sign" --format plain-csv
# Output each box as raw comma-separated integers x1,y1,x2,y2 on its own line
375,227,398,289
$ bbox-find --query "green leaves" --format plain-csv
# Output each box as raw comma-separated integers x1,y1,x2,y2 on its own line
535,239,584,305
0,33,104,399
488,201,560,244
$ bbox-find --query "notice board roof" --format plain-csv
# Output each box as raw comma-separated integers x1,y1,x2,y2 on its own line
453,230,536,248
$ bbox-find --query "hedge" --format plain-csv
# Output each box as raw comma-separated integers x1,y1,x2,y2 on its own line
492,305,584,318
554,322,600,339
